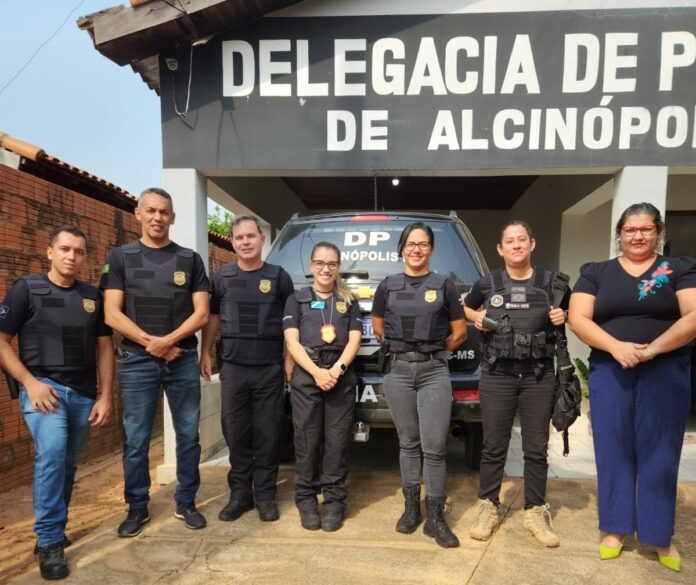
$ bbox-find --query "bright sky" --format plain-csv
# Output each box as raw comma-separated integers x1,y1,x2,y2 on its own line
0,0,162,196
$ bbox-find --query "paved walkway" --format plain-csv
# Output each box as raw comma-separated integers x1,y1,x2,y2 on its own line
10,467,695,585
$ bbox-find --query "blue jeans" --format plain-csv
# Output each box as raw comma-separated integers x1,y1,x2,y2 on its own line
119,349,201,509
19,378,94,547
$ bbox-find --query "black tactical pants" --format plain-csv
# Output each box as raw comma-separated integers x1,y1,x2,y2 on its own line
291,365,356,514
478,367,556,509
220,361,284,503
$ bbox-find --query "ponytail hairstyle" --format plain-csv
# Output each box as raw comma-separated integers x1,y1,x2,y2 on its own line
311,242,355,305
499,219,533,242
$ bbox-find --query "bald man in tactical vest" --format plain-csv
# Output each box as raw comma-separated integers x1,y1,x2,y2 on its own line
0,225,114,580
200,215,294,523
101,188,210,537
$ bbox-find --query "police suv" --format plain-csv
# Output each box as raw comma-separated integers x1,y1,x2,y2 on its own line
267,211,487,468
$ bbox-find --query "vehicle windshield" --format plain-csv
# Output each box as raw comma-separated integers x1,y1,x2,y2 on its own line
268,218,482,286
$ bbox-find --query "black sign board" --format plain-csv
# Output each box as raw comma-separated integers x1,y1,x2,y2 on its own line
161,9,696,170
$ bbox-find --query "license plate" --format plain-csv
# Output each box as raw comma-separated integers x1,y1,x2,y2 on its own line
362,316,373,338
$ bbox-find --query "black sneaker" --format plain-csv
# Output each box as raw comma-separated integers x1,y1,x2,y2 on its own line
321,511,344,532
34,537,71,556
37,542,68,580
174,503,207,530
117,508,151,538
256,500,280,522
299,510,321,531
218,499,254,522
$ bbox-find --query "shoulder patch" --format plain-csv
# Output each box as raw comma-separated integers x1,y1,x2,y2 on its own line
102,263,110,274
0,305,9,319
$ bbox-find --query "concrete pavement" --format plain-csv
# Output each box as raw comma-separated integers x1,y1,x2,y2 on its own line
10,432,696,585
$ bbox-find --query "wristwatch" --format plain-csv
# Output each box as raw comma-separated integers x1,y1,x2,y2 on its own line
336,361,347,375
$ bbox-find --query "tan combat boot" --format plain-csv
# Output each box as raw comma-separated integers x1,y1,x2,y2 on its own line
523,504,560,547
469,499,500,541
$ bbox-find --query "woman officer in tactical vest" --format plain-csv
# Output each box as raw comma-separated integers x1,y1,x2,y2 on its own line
283,242,362,532
371,222,467,549
463,220,569,547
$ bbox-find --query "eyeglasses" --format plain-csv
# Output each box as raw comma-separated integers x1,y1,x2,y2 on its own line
403,241,432,251
312,260,339,271
621,225,657,238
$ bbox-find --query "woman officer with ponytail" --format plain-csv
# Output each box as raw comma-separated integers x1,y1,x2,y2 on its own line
283,242,362,533
372,221,467,549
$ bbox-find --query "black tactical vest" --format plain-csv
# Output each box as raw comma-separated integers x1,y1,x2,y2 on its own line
482,269,556,366
19,275,99,371
294,287,352,351
122,242,194,336
382,273,450,353
218,262,284,339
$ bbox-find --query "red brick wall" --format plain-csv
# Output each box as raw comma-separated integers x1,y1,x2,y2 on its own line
0,165,234,493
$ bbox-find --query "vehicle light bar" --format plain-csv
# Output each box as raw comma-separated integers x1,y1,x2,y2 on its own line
453,389,479,402
349,215,391,221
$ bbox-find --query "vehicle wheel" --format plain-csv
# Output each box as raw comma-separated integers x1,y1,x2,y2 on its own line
279,416,295,463
463,422,483,470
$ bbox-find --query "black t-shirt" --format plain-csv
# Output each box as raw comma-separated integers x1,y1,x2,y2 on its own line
0,275,112,397
100,240,209,351
464,269,571,311
372,272,464,351
210,264,294,365
573,255,696,361
283,291,362,352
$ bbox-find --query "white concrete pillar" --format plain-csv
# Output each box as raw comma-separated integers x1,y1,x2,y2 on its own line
610,166,668,258
163,168,209,272
155,169,225,484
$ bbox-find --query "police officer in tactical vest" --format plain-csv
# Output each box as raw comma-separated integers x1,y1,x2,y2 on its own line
464,220,570,548
283,242,362,532
101,188,210,537
372,222,467,549
200,215,294,523
0,226,114,580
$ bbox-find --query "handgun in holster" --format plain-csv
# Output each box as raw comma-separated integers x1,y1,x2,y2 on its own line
376,341,391,374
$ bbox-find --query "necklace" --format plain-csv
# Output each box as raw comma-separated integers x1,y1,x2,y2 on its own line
318,291,336,344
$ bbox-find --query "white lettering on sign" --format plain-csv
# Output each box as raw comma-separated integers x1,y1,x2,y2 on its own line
355,385,378,403
344,231,391,246
218,26,696,156
451,349,476,360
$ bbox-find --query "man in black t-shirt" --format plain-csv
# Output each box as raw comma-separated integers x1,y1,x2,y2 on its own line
200,216,294,523
0,226,114,581
101,188,210,537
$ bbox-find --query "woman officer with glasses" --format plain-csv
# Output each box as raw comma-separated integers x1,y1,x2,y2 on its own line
569,203,696,572
371,222,467,548
283,242,362,532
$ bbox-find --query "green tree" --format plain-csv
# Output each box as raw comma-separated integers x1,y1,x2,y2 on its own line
208,205,234,237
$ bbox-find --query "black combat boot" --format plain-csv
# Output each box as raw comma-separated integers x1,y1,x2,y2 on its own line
423,496,460,548
395,485,422,533
38,542,69,580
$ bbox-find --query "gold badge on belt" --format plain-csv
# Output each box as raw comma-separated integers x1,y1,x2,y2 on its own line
335,301,347,314
259,279,272,293
424,290,437,303
83,299,96,313
173,271,186,286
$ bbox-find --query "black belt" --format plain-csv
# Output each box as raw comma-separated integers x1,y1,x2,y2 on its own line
392,350,450,362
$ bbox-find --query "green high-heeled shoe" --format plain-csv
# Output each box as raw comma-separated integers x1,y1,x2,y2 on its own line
657,552,681,572
598,543,623,560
